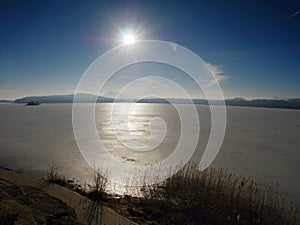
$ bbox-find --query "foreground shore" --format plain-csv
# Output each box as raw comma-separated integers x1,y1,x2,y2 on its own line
0,168,137,225
1,165,299,225
0,178,82,224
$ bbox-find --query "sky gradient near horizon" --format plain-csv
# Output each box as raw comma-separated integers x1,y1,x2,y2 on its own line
0,0,299,99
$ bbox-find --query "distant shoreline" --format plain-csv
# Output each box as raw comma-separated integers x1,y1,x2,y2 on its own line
1,94,300,109
0,94,300,109
7,102,300,110
1,101,300,110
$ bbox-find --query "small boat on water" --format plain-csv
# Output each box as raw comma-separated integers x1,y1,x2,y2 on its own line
25,101,41,106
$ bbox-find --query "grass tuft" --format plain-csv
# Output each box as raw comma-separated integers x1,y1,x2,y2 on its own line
46,162,67,186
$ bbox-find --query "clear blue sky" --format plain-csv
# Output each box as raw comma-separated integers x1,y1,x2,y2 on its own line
0,0,299,99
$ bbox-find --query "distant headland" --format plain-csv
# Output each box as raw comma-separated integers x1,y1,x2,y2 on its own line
1,94,298,109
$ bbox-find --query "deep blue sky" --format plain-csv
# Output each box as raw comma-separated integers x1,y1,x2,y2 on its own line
0,0,299,99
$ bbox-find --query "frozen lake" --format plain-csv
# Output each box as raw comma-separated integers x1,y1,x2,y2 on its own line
0,103,299,202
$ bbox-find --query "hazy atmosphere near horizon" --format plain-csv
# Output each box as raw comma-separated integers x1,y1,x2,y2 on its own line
0,1,300,225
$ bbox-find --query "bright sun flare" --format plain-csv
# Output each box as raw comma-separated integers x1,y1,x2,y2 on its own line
123,34,136,45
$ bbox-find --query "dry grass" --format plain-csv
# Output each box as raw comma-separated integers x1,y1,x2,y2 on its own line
138,162,299,225
46,162,299,225
46,162,67,186
85,167,108,202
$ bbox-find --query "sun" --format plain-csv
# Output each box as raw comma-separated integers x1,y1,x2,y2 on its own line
123,33,136,45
